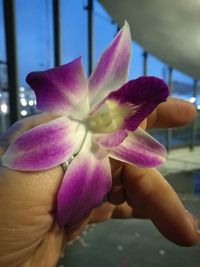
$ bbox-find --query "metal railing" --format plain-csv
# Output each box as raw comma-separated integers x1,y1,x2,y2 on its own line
149,110,200,151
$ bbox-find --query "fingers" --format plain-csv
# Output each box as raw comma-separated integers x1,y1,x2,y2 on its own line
122,164,200,246
89,202,115,223
111,202,148,219
146,97,197,129
108,159,126,205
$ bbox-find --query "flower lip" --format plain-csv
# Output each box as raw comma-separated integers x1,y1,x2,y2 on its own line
86,76,169,135
86,102,122,134
107,76,169,131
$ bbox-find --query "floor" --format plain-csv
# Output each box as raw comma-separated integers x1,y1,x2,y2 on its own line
158,146,200,175
57,198,200,267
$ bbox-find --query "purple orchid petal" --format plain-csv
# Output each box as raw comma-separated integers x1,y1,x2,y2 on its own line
26,57,89,117
94,130,128,148
109,128,167,167
57,133,111,227
107,76,169,131
2,117,86,170
89,21,131,106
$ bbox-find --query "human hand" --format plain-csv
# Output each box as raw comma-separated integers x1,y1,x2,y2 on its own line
0,113,92,267
0,98,198,267
91,97,200,246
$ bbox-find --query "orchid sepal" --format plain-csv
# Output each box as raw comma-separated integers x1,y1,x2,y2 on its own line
26,57,90,119
109,128,167,167
2,117,86,171
89,21,132,107
57,133,112,227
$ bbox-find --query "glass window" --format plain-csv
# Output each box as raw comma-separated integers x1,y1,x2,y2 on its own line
14,0,54,118
148,53,166,80
60,0,88,71
130,41,143,79
172,70,193,101
197,83,200,108
0,0,8,131
0,0,6,63
15,0,54,86
94,1,116,67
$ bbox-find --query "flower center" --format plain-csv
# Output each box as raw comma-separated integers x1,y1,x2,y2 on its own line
86,100,130,134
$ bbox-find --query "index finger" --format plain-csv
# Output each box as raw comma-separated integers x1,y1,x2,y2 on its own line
146,98,197,129
122,164,200,246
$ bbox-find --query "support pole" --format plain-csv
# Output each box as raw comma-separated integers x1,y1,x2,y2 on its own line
53,0,61,66
87,0,94,75
3,0,20,124
142,51,148,76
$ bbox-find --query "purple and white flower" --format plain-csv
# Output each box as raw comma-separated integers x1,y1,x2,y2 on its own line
2,22,169,227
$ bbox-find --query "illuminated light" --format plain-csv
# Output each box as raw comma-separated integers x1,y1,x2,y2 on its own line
1,103,8,114
20,98,27,106
19,86,25,92
21,110,28,116
28,100,34,106
20,92,25,97
189,97,196,103
197,105,200,110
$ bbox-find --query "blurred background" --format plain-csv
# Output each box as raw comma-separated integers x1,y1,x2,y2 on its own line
0,0,200,266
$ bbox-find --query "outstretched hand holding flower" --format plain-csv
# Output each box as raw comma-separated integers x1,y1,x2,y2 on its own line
2,22,169,227
0,100,199,267
0,22,199,267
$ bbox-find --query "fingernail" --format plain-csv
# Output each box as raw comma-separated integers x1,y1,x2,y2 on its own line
185,210,200,234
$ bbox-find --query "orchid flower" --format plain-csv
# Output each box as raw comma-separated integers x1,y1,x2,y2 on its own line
2,22,169,227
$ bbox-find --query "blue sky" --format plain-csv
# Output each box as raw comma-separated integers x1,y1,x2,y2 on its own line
0,0,197,100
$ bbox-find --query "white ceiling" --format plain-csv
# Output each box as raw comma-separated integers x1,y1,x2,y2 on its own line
99,0,200,80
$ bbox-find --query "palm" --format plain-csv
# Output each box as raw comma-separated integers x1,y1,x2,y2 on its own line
0,145,115,267
0,164,64,267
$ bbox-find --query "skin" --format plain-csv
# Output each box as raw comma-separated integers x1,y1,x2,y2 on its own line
0,98,199,267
